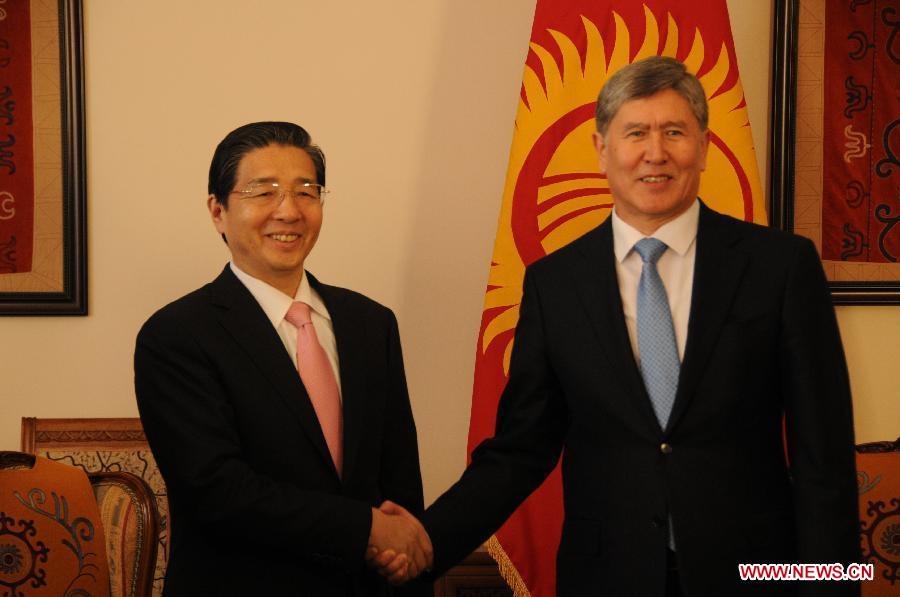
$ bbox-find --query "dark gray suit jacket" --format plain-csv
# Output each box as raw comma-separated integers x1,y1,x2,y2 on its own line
422,204,860,596
136,267,429,596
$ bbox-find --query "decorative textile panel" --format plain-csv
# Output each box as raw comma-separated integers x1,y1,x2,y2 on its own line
0,455,111,596
0,0,35,273
822,0,900,262
857,440,900,596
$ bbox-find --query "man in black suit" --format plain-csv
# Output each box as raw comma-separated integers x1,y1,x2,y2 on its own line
135,122,432,596
375,57,860,596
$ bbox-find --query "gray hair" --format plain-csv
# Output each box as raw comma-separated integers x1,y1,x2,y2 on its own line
594,56,708,135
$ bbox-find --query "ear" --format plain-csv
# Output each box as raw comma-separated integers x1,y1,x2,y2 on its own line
698,129,710,172
593,131,608,172
207,194,226,234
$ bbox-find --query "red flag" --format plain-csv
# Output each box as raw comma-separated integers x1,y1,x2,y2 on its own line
467,2,764,594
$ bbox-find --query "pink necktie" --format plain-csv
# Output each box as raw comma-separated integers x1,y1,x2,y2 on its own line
284,301,343,477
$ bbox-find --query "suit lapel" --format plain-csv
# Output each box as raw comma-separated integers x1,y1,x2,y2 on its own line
667,204,749,432
208,266,337,476
308,273,367,486
571,221,662,434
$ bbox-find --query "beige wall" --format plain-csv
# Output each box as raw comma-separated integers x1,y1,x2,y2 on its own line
1,1,896,504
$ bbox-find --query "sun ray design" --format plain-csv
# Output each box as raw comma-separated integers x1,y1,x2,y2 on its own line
683,29,706,74
635,6,661,61
479,6,763,374
662,14,679,57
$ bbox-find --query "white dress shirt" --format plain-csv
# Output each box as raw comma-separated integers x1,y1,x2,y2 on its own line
612,199,699,367
613,200,699,551
230,263,342,398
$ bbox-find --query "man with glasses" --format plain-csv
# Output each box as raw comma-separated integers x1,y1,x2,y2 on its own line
135,122,432,596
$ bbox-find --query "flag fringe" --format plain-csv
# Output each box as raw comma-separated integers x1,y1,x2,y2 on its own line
485,535,532,597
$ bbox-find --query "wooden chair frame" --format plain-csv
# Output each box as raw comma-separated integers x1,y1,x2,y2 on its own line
89,470,159,597
22,417,149,452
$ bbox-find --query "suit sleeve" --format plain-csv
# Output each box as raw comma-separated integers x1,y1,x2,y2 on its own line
377,311,433,597
420,266,568,575
377,311,425,514
134,311,372,566
779,238,861,593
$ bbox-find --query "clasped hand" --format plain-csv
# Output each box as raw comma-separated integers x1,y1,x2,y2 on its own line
367,500,433,585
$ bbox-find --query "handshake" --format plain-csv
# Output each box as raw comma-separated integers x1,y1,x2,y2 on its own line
367,501,434,585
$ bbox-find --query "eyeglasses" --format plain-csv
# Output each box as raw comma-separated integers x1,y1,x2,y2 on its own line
230,181,329,206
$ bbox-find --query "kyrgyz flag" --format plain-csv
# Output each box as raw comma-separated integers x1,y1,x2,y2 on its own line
467,1,765,595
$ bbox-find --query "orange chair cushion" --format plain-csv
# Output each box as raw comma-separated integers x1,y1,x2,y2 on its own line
0,455,111,596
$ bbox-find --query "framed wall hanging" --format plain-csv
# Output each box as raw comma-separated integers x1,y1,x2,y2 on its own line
770,0,900,304
0,0,86,314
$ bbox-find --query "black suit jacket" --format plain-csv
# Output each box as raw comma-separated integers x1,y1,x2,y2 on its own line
421,205,860,596
135,267,429,596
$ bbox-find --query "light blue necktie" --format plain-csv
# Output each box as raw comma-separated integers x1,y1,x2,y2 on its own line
634,238,680,430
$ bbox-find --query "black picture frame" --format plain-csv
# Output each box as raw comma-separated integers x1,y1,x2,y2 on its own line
0,0,86,315
769,0,900,304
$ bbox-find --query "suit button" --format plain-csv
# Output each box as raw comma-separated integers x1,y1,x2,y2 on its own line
651,516,665,529
660,442,673,454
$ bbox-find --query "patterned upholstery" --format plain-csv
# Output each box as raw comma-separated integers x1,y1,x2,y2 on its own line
857,439,900,596
0,452,112,596
90,472,159,597
22,418,169,597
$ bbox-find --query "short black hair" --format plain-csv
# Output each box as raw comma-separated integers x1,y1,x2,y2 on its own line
208,121,326,208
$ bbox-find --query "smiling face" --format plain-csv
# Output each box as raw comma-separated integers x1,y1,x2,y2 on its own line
593,88,709,235
208,143,322,296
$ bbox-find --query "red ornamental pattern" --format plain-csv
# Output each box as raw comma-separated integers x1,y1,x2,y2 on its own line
822,0,900,262
0,0,35,274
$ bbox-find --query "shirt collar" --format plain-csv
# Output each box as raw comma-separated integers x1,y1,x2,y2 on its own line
612,199,700,263
229,262,331,328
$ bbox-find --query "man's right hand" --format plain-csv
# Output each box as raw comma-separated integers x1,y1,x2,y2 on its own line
367,501,433,585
